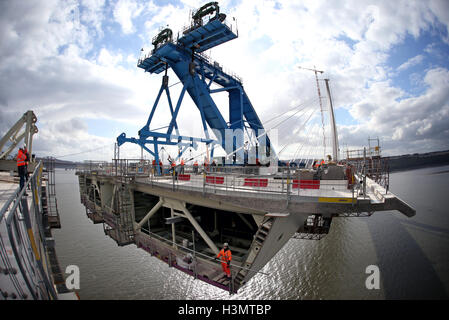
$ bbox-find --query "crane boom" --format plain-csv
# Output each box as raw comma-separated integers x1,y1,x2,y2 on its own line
0,110,38,160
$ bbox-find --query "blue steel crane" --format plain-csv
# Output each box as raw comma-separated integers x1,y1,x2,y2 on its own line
117,2,272,174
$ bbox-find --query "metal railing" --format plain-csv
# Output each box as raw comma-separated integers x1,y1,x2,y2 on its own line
43,157,60,227
136,227,269,294
0,161,58,300
76,159,360,203
179,13,238,40
345,146,381,160
195,51,243,84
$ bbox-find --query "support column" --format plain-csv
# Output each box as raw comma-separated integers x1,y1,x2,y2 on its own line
110,185,117,211
136,198,164,230
237,212,255,231
181,204,219,255
171,206,177,248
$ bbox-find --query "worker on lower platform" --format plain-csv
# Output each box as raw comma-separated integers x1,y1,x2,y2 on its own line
216,243,232,278
16,147,28,196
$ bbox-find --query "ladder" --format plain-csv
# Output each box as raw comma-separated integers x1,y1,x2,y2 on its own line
233,217,274,285
107,177,134,246
118,182,134,245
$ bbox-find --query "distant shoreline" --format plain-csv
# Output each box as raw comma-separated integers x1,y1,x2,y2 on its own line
385,149,449,172
38,149,449,173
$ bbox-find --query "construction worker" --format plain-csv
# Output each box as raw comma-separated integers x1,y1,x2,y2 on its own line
216,243,232,278
313,159,324,168
170,160,176,174
23,146,30,188
180,158,185,174
193,160,199,174
16,147,28,196
346,164,355,189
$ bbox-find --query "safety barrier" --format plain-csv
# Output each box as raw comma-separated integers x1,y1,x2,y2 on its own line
77,160,361,202
243,178,268,187
0,161,58,300
206,176,224,184
178,174,191,181
292,179,320,189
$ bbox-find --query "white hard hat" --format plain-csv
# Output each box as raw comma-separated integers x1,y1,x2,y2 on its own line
223,242,228,247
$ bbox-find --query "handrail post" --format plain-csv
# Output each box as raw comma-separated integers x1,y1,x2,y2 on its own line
192,230,198,280
202,171,206,196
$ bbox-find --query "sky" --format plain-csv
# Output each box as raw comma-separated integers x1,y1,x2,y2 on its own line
1,0,449,162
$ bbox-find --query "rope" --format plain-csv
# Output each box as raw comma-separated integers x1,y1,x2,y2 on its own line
54,143,114,159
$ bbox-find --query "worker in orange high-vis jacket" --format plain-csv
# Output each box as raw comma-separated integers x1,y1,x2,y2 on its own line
23,146,30,188
16,147,28,196
193,160,199,174
180,158,185,174
216,243,232,278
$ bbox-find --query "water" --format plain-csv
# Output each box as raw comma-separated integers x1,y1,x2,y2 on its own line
52,165,449,299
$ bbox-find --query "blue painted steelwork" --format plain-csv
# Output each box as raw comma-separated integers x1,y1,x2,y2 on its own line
117,4,272,174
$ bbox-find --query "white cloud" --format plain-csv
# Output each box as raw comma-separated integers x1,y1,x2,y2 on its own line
1,0,449,162
428,0,449,44
80,0,106,38
341,67,449,155
97,48,123,66
397,54,424,72
0,0,157,160
113,0,144,34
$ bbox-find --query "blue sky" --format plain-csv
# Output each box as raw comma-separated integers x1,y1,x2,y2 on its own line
1,0,449,161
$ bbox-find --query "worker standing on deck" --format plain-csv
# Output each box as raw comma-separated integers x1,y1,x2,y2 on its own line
170,159,176,176
16,147,28,196
193,160,199,174
152,159,156,175
180,158,185,174
216,243,232,278
346,164,355,189
23,146,30,188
